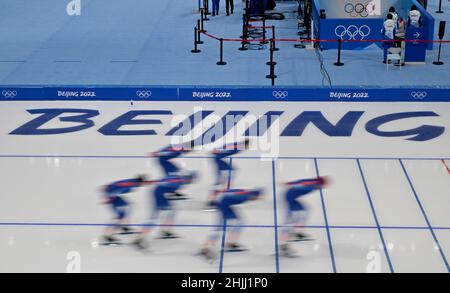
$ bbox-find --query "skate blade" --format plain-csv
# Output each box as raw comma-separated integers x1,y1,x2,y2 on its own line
99,242,125,246
167,197,190,201
288,238,314,242
157,235,180,239
115,231,139,235
225,248,248,252
195,252,217,264
202,208,217,212
131,242,150,251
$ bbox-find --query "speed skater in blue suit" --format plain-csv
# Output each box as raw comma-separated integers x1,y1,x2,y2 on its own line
206,139,250,208
101,175,147,244
133,172,196,250
150,141,195,200
199,187,263,261
280,176,329,257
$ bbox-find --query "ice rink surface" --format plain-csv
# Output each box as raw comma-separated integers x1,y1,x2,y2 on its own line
0,101,449,273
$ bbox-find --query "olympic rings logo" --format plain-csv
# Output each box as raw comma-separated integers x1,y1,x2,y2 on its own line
272,91,288,99
2,90,17,98
411,91,427,99
344,2,373,18
335,25,371,40
136,90,152,99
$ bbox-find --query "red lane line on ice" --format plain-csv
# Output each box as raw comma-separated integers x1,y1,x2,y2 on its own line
442,160,450,175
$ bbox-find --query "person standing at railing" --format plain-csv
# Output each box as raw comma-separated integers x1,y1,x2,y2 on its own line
387,7,404,48
388,6,400,29
226,0,234,16
212,0,220,16
381,13,397,63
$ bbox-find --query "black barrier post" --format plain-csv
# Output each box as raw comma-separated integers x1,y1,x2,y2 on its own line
261,19,268,44
200,9,204,28
266,39,277,66
333,39,344,66
202,8,210,21
197,20,204,44
201,9,208,29
204,0,210,16
203,11,210,22
191,27,201,53
436,0,444,14
433,41,445,65
271,26,279,51
239,12,249,51
266,39,277,85
217,38,227,65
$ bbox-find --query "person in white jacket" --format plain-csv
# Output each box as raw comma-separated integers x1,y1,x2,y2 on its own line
408,5,423,28
381,13,397,63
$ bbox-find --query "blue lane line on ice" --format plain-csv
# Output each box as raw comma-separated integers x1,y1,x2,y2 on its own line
399,159,450,273
271,160,280,273
0,155,449,161
219,219,227,274
2,222,450,230
227,157,233,190
314,158,337,273
219,157,233,273
356,159,395,273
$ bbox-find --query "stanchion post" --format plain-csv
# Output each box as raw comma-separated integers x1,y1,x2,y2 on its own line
217,38,227,65
239,12,249,51
433,41,445,65
191,27,201,53
261,18,268,44
200,9,208,30
266,39,277,66
436,0,444,14
266,39,277,85
333,39,344,66
203,0,210,16
197,20,204,44
203,7,210,21
271,26,279,51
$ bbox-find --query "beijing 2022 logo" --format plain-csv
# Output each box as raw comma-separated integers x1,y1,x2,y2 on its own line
136,90,152,99
2,90,18,99
272,91,288,99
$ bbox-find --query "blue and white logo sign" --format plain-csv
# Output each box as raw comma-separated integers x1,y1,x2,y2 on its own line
335,25,371,40
135,90,152,99
2,90,17,99
411,91,427,100
272,91,288,99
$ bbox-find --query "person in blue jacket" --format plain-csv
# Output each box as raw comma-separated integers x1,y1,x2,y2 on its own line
212,0,221,16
